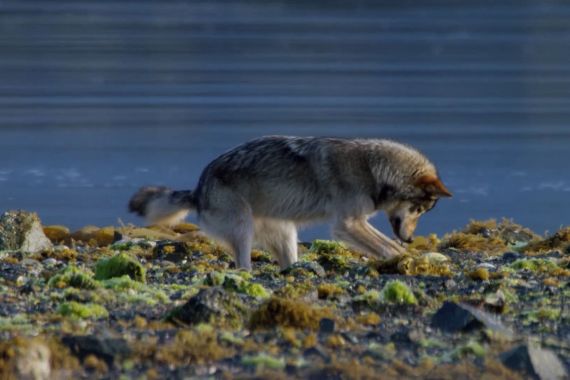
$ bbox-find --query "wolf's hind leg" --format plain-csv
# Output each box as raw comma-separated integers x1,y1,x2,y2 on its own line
332,217,404,260
198,195,254,270
254,219,298,269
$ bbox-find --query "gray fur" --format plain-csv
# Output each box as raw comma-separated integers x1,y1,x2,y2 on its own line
129,136,449,270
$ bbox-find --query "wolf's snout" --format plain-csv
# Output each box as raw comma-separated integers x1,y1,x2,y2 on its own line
390,216,414,244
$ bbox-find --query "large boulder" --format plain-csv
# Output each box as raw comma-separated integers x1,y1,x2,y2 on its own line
500,342,568,380
0,210,52,254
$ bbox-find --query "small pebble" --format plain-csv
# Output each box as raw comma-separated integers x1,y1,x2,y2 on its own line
43,258,59,267
319,318,335,334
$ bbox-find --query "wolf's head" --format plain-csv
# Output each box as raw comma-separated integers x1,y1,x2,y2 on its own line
387,175,452,243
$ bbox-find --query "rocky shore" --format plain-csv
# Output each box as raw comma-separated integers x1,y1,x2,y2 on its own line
0,210,568,379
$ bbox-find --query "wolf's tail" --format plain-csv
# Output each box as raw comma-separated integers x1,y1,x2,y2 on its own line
128,186,197,226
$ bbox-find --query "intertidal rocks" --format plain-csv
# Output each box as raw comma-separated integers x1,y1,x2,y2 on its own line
0,214,569,379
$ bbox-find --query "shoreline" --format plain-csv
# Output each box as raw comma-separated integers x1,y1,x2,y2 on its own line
1,213,568,379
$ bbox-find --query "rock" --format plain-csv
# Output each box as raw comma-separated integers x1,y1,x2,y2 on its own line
153,241,191,262
0,210,52,254
166,287,246,326
500,342,567,380
319,318,335,334
14,341,51,380
421,252,449,262
62,335,130,367
281,261,326,278
502,252,521,262
431,301,512,336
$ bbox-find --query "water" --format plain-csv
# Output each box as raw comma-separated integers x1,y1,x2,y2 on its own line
1,0,569,239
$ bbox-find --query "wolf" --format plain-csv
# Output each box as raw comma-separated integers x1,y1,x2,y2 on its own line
128,136,451,270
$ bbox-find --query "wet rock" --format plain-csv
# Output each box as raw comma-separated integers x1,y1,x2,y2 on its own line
500,342,567,380
281,261,326,278
166,287,246,326
0,210,52,254
62,335,130,367
153,241,191,262
431,301,512,336
319,318,335,334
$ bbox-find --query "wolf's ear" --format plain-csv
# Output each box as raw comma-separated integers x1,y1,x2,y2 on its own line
415,175,452,198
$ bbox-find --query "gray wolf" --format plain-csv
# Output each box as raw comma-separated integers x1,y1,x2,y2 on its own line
128,136,451,270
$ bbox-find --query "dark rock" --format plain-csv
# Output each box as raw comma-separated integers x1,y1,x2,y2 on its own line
153,241,191,262
500,342,567,380
431,301,512,336
62,335,130,367
112,231,123,243
502,252,522,262
319,318,335,334
303,346,329,361
390,328,413,344
166,287,246,326
0,210,52,254
281,261,326,278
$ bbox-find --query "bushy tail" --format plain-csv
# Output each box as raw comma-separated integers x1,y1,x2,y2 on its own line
128,186,196,226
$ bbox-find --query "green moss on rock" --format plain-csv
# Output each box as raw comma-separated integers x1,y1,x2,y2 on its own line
510,258,558,273
242,353,286,370
310,240,353,272
101,275,144,291
58,301,108,319
204,272,270,298
94,253,146,282
48,265,99,290
380,280,417,305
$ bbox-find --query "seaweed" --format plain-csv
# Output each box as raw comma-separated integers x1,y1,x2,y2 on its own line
250,297,333,330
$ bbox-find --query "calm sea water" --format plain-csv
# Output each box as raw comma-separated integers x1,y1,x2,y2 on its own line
1,0,569,239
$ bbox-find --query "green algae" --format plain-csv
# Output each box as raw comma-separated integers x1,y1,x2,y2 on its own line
310,239,353,272
57,301,108,319
204,272,270,298
94,253,146,282
380,280,417,305
101,275,145,291
0,314,32,332
451,340,486,359
510,258,559,273
242,353,286,370
48,265,99,289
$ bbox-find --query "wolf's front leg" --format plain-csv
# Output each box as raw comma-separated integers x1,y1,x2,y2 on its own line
332,217,405,260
